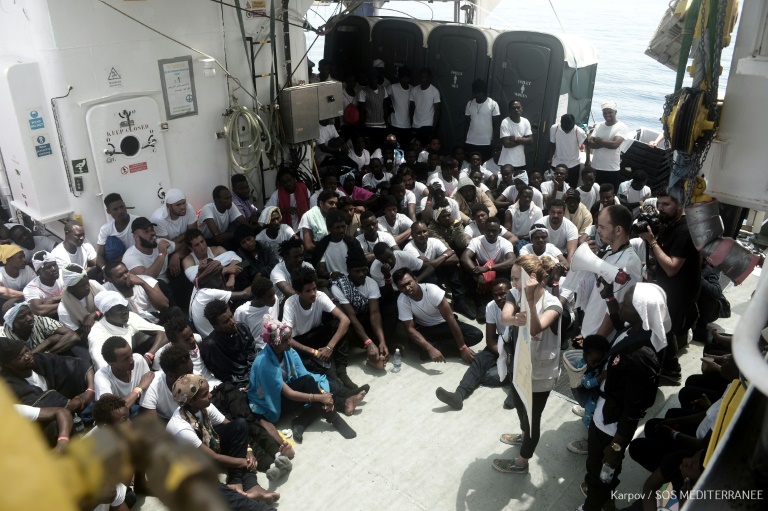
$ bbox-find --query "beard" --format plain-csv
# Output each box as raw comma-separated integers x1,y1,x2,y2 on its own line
139,236,158,249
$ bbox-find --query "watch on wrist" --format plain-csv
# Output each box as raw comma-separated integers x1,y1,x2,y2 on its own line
610,442,622,452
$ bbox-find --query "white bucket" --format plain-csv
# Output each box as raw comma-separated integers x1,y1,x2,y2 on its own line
562,349,586,388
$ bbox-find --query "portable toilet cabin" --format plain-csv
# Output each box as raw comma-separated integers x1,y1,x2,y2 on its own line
490,32,598,172
371,19,438,87
323,15,379,81
426,24,501,153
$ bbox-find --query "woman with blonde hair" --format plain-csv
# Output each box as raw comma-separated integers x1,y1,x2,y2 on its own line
493,254,562,474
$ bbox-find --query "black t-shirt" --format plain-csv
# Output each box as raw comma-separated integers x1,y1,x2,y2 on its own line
655,216,701,305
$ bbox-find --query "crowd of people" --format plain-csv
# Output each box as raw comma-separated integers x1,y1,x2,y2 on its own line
1,58,760,511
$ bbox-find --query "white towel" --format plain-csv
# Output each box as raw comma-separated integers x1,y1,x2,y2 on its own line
631,283,671,352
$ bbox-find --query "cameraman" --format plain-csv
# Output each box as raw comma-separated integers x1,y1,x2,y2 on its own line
638,191,701,383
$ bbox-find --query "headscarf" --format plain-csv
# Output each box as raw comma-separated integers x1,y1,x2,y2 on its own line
261,314,291,347
631,283,671,352
94,291,129,314
61,264,103,326
172,374,221,453
164,189,186,206
0,245,22,264
0,337,25,365
62,265,87,288
513,172,529,185
258,206,280,225
31,251,56,271
433,205,451,222
601,100,618,111
3,301,30,328
529,224,549,239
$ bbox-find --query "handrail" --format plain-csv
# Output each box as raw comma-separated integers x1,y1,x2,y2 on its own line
732,268,768,396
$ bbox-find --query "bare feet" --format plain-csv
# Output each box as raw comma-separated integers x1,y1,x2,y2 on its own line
711,329,732,344
228,483,246,497
344,390,366,416
279,441,295,459
245,485,280,503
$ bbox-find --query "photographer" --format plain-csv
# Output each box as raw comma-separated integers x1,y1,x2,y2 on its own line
638,191,701,383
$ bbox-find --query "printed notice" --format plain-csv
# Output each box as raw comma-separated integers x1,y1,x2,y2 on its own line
158,56,198,120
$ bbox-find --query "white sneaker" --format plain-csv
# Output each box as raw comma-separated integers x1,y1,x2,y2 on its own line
567,438,589,455
572,405,585,417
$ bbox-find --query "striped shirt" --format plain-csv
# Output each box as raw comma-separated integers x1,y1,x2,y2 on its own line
2,315,64,349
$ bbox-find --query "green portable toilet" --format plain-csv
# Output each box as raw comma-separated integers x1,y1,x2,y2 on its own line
426,24,501,153
490,31,598,171
324,15,379,81
371,19,438,86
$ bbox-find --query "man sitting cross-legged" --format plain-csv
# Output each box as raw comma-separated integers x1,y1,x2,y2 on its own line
313,209,368,281
370,242,434,303
103,261,169,323
199,185,248,249
435,278,511,409
519,224,569,267
189,259,252,338
0,245,36,299
88,291,167,370
234,277,279,343
248,315,364,443
50,220,100,279
282,267,362,392
166,375,279,508
152,315,221,387
23,250,64,318
0,336,95,413
200,299,259,390
1,299,83,361
460,216,515,323
140,343,193,421
93,336,154,416
405,220,474,320
394,268,483,364
57,264,105,341
330,249,392,370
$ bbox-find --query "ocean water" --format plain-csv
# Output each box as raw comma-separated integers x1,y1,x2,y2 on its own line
305,0,739,133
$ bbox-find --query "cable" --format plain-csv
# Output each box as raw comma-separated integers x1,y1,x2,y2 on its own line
208,0,317,31
224,101,272,173
373,7,418,20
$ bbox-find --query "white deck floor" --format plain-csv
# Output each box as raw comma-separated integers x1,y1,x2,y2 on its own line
138,269,759,511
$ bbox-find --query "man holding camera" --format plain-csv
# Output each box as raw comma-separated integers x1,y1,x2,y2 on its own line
638,191,700,382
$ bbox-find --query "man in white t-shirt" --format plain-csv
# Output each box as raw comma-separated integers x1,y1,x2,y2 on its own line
388,66,413,148
24,251,64,318
199,185,247,248
434,278,510,409
357,211,399,263
542,200,579,261
103,261,168,323
394,268,483,363
410,68,441,146
282,266,361,390
377,195,413,247
94,336,155,413
498,101,533,169
540,164,571,211
154,316,221,387
520,224,569,266
369,241,433,300
121,217,176,284
495,170,544,212
331,250,391,370
8,225,57,265
313,209,362,280
314,119,344,165
505,186,544,241
50,220,99,278
88,291,167,370
150,188,199,276
140,343,191,421
464,79,501,160
460,217,515,322
548,113,587,187
234,277,279,348
618,170,652,217
586,100,630,190
189,259,251,338
577,167,601,211
0,245,35,298
95,193,138,268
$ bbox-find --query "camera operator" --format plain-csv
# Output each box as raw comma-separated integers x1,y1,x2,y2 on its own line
638,191,700,383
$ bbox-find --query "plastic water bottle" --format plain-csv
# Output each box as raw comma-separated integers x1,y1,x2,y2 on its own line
392,349,402,373
599,462,615,484
73,413,84,433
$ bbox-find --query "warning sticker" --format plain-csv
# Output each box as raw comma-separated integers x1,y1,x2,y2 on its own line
129,162,148,173
33,134,52,157
28,108,45,131
107,66,123,88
